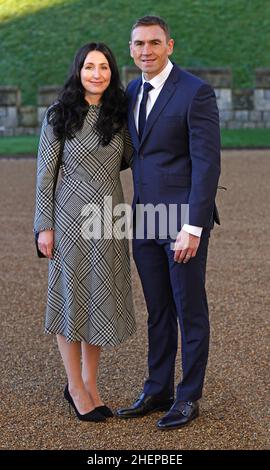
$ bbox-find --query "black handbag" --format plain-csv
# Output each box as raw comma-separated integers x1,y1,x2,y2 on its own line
35,231,46,258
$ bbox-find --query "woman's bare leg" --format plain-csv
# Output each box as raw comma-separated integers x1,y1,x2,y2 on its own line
81,342,103,407
57,334,95,414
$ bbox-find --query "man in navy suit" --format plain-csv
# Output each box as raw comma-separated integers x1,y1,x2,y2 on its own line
116,16,221,430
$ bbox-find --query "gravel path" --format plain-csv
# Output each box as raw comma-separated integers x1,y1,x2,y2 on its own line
0,150,269,450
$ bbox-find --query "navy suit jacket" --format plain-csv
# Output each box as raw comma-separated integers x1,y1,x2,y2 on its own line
126,64,221,230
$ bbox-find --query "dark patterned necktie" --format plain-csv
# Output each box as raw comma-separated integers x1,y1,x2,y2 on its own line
138,82,153,140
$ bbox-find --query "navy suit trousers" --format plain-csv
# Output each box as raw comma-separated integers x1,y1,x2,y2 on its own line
132,228,211,401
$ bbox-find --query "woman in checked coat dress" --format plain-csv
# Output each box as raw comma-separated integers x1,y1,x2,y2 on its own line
34,43,136,422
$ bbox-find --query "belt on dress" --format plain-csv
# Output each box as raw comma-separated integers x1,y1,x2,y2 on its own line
62,174,119,184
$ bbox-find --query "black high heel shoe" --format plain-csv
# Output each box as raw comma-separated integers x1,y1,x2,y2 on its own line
95,405,114,418
64,385,106,422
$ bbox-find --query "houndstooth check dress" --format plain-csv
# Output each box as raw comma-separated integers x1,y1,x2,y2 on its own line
34,105,136,345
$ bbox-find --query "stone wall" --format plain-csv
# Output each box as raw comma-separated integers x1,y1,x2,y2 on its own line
0,86,61,136
0,68,270,136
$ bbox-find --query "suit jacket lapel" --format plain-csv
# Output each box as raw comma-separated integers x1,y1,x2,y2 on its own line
128,79,141,150
140,65,180,147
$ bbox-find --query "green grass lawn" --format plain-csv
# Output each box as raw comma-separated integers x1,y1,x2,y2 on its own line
0,135,39,155
221,129,270,148
1,0,270,105
0,130,269,156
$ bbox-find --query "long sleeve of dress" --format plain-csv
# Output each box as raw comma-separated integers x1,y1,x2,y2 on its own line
33,111,62,233
120,126,134,171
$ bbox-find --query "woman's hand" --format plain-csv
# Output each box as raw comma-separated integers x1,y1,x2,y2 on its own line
38,230,54,259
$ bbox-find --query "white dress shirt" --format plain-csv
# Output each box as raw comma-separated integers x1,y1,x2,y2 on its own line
134,60,203,238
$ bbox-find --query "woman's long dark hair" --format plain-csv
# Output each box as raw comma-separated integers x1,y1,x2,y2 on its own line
47,42,127,145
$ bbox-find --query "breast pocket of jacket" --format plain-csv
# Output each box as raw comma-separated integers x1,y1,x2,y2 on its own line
159,115,184,128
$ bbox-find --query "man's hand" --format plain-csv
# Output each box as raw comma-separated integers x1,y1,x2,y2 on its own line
174,229,201,263
38,230,54,259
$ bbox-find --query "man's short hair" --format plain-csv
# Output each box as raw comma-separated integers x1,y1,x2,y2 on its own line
131,15,171,40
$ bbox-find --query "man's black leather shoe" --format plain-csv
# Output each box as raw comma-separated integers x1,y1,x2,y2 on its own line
156,400,199,430
116,392,174,419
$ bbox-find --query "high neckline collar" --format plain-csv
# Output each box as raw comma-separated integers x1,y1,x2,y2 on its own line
87,103,101,108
